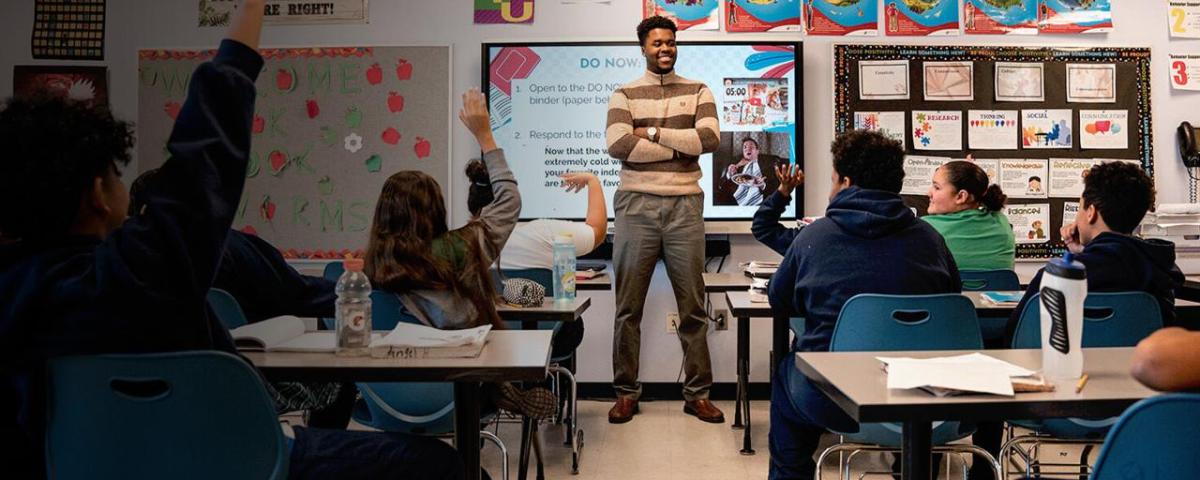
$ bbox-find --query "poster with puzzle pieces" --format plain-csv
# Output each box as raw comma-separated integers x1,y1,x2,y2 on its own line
833,44,1152,259
32,0,105,60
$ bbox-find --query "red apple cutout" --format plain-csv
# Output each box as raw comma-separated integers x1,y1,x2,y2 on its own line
387,92,405,113
240,225,258,236
260,196,277,222
252,115,265,134
396,59,413,81
276,67,296,92
414,137,431,159
164,101,181,120
306,99,320,119
366,63,383,85
268,150,288,174
382,127,401,145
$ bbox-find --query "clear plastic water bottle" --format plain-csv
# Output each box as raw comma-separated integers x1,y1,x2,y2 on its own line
1039,251,1087,380
335,258,373,356
552,234,577,304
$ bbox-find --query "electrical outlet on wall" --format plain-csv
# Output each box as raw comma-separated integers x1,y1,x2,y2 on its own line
667,313,679,333
713,309,728,330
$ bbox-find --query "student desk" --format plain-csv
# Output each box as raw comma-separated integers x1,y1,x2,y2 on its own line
577,273,612,291
496,297,591,326
724,290,787,455
245,330,554,480
795,347,1154,480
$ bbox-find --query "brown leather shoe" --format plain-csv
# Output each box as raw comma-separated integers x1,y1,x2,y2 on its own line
608,398,638,424
683,399,726,424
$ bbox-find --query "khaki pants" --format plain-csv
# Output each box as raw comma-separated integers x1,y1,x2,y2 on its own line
612,190,713,401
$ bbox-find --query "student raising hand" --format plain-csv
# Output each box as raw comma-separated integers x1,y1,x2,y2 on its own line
776,163,804,198
459,88,497,153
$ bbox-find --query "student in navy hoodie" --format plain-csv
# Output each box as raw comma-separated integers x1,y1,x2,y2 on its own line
0,3,461,478
1006,161,1184,340
766,131,961,480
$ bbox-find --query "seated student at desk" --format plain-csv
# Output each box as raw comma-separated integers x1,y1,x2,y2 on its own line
0,4,462,478
468,166,605,358
766,131,961,480
1007,161,1185,339
922,160,1016,271
365,89,555,421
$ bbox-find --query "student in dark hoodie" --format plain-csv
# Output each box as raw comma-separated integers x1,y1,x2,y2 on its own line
766,130,961,480
1006,161,1184,339
0,3,461,478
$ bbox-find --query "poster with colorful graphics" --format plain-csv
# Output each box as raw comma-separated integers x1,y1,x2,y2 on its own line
725,0,801,32
967,110,1019,150
645,0,719,30
485,42,798,220
1036,0,1111,34
1000,159,1049,199
854,111,907,147
476,0,535,24
1007,203,1051,244
199,0,368,26
884,0,960,36
912,111,963,150
805,0,878,36
1021,109,1073,149
13,65,108,108
1079,110,1127,150
138,46,451,254
963,0,1036,35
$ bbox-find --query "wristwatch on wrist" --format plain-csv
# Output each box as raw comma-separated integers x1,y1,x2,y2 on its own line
646,127,658,142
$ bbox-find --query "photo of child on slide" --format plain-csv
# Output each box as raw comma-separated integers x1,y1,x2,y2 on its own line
713,131,790,207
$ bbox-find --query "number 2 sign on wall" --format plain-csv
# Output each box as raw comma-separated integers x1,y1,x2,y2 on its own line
1170,2,1200,38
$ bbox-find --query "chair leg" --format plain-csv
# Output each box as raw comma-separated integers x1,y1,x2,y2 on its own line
532,427,545,480
480,431,510,480
518,416,533,480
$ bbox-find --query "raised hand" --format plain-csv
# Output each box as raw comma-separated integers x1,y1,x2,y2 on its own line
458,88,497,152
560,171,598,193
776,164,805,197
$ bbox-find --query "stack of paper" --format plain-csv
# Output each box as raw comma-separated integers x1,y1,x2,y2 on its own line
745,260,779,279
878,353,1051,397
1141,207,1200,251
369,323,491,359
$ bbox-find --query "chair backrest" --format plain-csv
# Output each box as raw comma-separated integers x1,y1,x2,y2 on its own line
45,351,288,480
207,288,249,330
831,294,984,352
1091,393,1200,479
959,269,1021,292
1011,292,1163,349
323,261,345,281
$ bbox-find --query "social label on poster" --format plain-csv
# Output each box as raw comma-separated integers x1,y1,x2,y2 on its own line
1000,159,1048,199
1022,109,1073,149
1048,158,1097,199
1169,2,1200,39
912,111,963,151
902,155,951,195
1170,54,1200,92
1007,203,1051,245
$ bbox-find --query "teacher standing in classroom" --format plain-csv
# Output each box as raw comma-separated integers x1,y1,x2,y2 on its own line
604,15,724,425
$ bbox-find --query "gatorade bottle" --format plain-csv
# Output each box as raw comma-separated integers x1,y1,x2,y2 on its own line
552,234,577,304
1039,251,1087,380
335,258,373,355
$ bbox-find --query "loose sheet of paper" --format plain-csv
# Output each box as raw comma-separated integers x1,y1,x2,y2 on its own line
859,60,911,100
878,353,1037,396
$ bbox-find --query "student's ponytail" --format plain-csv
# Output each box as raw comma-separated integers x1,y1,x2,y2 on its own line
979,184,1008,212
940,160,1006,212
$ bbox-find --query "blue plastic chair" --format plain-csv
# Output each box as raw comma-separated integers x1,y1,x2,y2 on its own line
207,288,249,330
813,294,999,478
322,261,344,281
1091,393,1200,479
959,269,1022,292
1002,291,1164,478
45,351,288,479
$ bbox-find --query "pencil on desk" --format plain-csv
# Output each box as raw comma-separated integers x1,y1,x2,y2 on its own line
1075,374,1089,393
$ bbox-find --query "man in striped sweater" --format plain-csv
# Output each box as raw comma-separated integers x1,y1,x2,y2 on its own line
605,15,724,425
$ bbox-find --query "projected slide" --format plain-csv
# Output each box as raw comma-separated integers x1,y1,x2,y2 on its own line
484,42,800,221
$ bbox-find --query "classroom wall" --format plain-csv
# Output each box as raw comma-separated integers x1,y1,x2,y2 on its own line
2,0,1196,385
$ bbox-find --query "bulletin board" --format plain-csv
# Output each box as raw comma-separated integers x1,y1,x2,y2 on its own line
138,45,451,256
834,44,1153,259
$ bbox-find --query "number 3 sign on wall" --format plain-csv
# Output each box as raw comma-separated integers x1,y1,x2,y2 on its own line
1171,54,1200,92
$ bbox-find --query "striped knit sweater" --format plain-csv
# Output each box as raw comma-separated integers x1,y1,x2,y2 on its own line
606,70,720,196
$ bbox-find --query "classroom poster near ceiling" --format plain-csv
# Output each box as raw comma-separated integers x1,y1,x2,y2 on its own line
963,0,1036,35
725,0,801,32
138,46,450,255
644,0,719,30
834,44,1152,259
32,0,105,60
805,0,877,35
13,65,108,108
475,0,535,24
884,0,960,36
1036,0,1111,34
198,0,368,27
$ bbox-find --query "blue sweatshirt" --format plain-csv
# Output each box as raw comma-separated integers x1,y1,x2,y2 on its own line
0,40,262,476
752,190,802,256
768,187,962,352
217,231,335,323
1007,232,1185,340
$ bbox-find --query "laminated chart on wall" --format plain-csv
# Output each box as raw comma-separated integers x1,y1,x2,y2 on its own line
804,0,878,36
834,44,1152,259
725,0,801,32
138,46,451,255
32,0,105,60
1036,0,1111,34
883,0,960,36
963,0,1036,35
645,0,719,30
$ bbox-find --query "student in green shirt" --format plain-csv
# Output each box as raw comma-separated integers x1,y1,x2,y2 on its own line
923,160,1016,270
